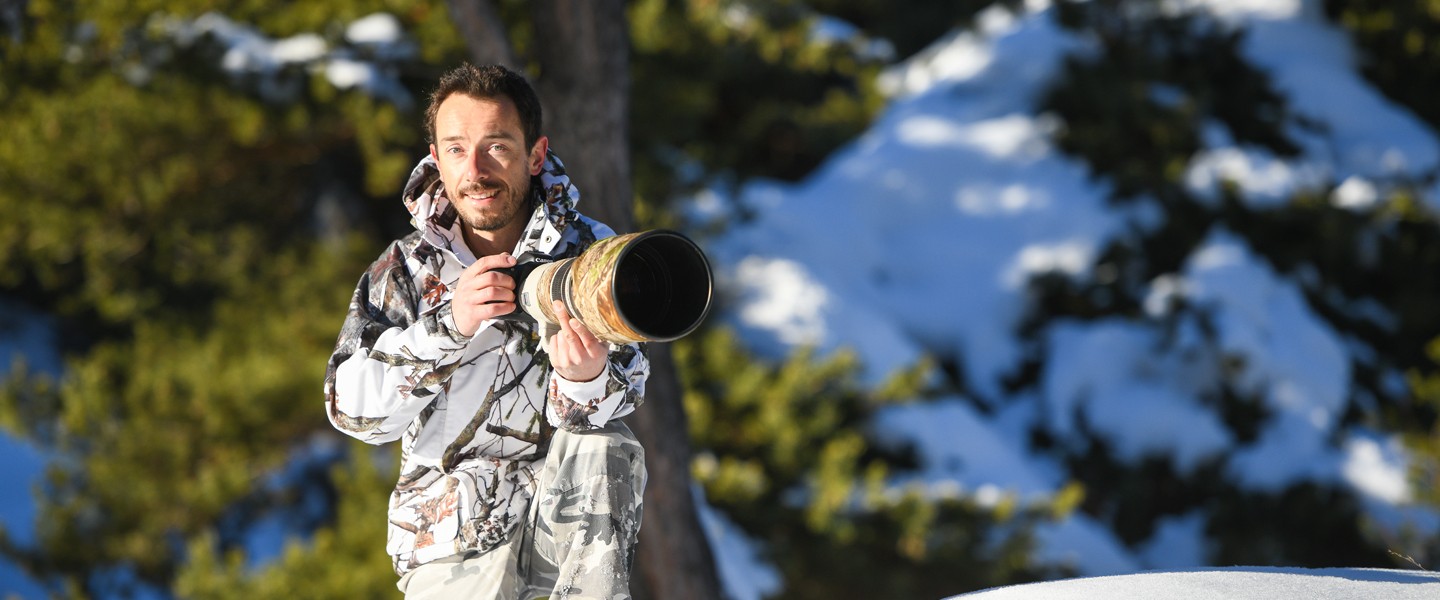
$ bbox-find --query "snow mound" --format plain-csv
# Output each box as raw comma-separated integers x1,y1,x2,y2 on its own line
952,567,1440,600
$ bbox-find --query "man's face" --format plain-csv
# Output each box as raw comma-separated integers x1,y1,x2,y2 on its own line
429,93,547,238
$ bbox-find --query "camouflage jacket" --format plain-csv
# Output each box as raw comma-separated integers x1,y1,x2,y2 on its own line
323,152,648,575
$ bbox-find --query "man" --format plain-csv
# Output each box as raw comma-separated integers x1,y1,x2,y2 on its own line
324,63,648,599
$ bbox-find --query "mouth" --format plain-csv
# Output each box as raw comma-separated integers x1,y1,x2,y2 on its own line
460,184,503,204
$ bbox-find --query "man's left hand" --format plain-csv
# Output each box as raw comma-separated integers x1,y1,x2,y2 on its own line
549,300,607,382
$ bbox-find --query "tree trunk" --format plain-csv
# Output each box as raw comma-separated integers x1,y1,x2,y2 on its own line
447,2,725,598
624,341,725,600
530,0,635,234
444,0,520,69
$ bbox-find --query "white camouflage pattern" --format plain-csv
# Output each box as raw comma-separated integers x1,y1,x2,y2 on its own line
323,151,648,576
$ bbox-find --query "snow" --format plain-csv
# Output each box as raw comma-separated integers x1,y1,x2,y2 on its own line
810,15,896,62
0,300,62,378
159,12,413,105
1342,433,1412,505
874,398,1057,502
345,13,403,46
1185,126,1331,207
696,491,783,600
952,567,1440,599
1139,229,1355,492
1173,0,1440,209
1136,511,1209,570
0,300,58,599
1042,320,1234,474
1030,516,1144,577
1331,175,1380,210
696,0,1440,592
708,0,1132,395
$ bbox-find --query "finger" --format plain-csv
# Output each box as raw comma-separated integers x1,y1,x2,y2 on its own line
473,295,515,315
457,280,514,302
469,270,516,291
477,287,515,305
477,304,516,322
568,317,603,353
456,269,516,299
547,300,573,357
463,282,514,307
552,300,573,334
465,253,517,277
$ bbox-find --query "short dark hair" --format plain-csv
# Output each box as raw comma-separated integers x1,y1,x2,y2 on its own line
424,64,543,151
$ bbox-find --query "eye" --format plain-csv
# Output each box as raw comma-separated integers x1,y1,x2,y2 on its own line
446,146,463,155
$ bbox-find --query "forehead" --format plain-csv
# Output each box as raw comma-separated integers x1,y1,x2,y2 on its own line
434,93,523,139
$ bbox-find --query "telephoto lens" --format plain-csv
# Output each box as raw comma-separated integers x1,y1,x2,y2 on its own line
497,230,713,344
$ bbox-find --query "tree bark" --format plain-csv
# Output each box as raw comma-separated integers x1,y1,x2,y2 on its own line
444,0,520,69
625,342,725,600
529,0,635,234
447,2,725,598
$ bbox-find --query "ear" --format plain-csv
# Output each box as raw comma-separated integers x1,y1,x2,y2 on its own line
528,136,550,176
429,144,438,162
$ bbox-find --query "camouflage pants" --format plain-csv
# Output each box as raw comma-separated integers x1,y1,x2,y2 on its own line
398,423,647,600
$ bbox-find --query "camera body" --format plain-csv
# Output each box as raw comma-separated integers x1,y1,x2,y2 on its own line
492,251,560,323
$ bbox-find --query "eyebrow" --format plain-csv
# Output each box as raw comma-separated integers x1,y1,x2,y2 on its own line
439,131,521,144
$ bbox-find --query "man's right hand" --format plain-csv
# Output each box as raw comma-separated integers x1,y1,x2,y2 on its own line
451,253,518,337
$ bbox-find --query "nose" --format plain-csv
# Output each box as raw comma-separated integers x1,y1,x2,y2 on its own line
464,151,495,183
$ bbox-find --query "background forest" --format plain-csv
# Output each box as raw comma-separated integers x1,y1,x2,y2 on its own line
2,0,1440,599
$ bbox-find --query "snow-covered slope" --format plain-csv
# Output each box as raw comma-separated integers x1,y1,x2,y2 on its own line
695,0,1440,596
952,567,1440,600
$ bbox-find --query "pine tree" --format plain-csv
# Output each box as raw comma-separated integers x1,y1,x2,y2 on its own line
1022,0,1440,569
0,1,940,597
0,1,459,595
1324,0,1440,132
678,329,1062,598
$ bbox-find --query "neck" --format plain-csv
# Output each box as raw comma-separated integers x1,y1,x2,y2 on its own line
462,222,524,258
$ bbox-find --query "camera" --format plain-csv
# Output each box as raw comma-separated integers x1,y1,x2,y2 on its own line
496,229,713,344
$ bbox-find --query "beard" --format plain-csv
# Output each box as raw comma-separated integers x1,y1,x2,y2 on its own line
452,178,531,233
